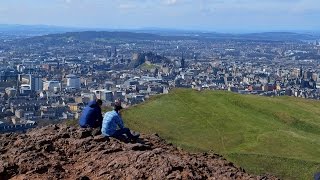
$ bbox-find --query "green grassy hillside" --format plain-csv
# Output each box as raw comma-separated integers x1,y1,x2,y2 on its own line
123,89,320,180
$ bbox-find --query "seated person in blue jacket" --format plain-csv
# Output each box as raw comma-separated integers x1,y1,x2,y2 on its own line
101,101,139,141
79,99,103,128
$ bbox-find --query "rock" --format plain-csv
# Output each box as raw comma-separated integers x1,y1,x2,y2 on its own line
60,133,71,139
0,124,279,180
77,176,90,180
0,163,5,176
78,130,92,139
93,135,109,143
125,143,151,151
42,144,55,152
53,125,59,130
91,129,101,136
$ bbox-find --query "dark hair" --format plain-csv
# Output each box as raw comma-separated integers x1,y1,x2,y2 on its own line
114,101,123,111
96,99,103,106
114,105,123,111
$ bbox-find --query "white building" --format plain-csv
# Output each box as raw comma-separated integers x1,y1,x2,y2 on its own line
18,74,43,92
66,74,81,90
20,84,32,94
43,81,61,92
16,64,25,73
5,87,17,97
81,93,96,102
92,89,114,102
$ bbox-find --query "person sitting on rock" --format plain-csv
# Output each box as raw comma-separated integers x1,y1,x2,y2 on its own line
79,99,103,128
101,101,139,141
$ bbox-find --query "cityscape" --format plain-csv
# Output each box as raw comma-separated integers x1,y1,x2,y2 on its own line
1,0,320,179
0,30,320,132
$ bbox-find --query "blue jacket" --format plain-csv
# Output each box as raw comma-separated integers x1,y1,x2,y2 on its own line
79,100,103,128
101,110,124,136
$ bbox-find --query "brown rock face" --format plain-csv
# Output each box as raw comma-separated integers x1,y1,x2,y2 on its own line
0,125,278,180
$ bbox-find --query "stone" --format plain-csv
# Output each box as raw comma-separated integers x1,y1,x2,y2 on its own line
0,124,279,180
78,130,92,139
77,176,90,180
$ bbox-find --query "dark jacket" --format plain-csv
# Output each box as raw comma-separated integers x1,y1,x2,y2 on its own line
79,100,103,128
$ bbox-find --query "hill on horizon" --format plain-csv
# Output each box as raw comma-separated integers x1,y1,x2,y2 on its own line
3,28,318,43
123,89,320,180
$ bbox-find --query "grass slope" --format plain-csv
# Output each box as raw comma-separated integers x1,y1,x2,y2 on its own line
123,89,320,180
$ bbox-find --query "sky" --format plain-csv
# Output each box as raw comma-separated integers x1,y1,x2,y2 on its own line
0,0,319,32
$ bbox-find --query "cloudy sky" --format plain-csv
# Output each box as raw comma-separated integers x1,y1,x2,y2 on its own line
0,0,319,32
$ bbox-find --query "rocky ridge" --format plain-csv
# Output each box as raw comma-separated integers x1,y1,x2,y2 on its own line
0,125,278,180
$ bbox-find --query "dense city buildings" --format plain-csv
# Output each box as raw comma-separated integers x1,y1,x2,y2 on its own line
1,31,320,132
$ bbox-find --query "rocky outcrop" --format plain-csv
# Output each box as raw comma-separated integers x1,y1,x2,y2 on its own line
129,52,169,68
0,125,277,180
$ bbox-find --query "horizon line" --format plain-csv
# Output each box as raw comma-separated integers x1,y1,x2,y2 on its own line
0,23,320,34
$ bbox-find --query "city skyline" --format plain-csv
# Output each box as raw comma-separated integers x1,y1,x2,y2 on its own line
0,0,320,33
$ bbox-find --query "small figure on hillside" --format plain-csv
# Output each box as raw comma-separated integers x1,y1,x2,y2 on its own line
79,99,103,128
101,100,139,141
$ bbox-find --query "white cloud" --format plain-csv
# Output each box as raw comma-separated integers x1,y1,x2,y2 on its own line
291,0,320,13
165,0,178,5
119,3,137,10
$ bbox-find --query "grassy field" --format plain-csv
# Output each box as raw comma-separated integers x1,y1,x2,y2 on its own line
122,88,320,180
139,62,160,70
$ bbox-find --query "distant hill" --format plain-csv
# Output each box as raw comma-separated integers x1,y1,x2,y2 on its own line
123,89,320,180
4,28,319,43
10,31,176,46
42,31,165,41
0,24,82,38
0,23,318,41
238,32,317,41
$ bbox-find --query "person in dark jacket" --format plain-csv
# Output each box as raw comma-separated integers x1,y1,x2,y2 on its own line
79,99,103,128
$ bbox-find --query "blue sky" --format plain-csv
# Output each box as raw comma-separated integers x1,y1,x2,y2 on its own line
0,0,319,32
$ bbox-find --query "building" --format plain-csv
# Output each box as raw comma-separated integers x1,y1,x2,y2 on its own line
81,93,96,103
0,69,18,82
18,74,43,92
18,74,31,85
114,91,125,101
43,81,61,92
20,84,32,95
31,76,43,92
66,74,81,90
5,87,17,97
100,90,113,102
68,103,79,112
16,65,25,73
15,109,24,119
92,89,113,102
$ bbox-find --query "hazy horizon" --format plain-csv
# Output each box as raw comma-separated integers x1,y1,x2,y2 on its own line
0,0,320,33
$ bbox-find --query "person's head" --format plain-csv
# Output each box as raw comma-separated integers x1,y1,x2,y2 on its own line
96,99,103,107
114,100,123,112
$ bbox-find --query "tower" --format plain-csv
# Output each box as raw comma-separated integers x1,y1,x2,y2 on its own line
113,46,117,57
30,76,43,92
181,52,185,68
